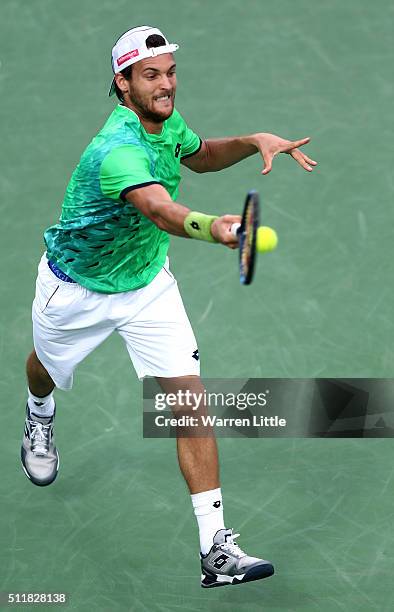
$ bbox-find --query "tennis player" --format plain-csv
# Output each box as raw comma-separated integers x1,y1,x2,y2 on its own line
21,26,317,588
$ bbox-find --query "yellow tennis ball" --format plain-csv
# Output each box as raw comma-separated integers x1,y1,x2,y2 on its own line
256,226,278,253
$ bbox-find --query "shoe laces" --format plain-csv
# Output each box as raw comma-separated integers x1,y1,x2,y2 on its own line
219,533,246,558
29,419,51,455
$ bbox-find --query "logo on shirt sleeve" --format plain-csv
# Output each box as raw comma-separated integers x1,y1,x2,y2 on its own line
174,143,182,158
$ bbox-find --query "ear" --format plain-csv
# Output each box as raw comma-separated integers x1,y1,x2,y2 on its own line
114,72,129,96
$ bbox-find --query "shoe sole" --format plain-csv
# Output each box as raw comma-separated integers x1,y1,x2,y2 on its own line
201,562,274,588
20,447,60,487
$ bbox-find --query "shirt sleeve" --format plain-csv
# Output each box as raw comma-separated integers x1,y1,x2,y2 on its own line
177,113,202,159
100,144,160,201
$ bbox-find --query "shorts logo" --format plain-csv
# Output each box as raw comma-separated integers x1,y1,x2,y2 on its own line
192,349,199,361
213,501,221,508
174,143,182,158
117,49,139,67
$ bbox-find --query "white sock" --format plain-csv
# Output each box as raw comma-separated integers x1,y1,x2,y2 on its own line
27,388,55,417
191,487,225,555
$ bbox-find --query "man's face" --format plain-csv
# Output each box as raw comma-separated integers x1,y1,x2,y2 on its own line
120,54,177,123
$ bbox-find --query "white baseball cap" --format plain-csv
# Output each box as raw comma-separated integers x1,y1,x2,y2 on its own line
109,26,179,96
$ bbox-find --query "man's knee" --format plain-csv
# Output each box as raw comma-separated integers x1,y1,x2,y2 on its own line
26,351,52,382
155,374,203,393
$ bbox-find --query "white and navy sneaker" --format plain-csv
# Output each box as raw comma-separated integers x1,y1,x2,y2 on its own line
21,404,59,486
200,528,274,588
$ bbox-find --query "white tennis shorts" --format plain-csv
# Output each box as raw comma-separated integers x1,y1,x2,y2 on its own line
32,254,200,390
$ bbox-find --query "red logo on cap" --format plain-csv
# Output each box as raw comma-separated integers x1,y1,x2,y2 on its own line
117,49,139,67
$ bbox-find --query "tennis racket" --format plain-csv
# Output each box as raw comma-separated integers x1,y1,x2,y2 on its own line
231,190,260,285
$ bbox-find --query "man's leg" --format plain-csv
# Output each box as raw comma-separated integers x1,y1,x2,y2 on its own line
177,431,220,493
26,350,56,417
22,350,59,486
156,375,224,556
156,375,219,494
26,349,55,397
119,262,274,585
23,254,115,485
156,375,274,587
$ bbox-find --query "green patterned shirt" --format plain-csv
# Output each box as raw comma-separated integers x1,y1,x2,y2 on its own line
44,105,201,293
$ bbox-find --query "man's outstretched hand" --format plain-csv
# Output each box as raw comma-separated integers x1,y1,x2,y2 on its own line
251,133,318,175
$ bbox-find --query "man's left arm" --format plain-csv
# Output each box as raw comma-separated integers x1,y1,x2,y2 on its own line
181,133,317,175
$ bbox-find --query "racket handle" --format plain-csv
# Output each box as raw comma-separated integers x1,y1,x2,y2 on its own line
231,222,241,237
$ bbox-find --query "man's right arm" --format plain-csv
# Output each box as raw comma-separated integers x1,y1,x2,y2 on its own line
125,184,240,248
100,145,240,247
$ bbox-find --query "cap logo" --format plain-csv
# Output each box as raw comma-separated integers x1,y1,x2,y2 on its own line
117,49,139,67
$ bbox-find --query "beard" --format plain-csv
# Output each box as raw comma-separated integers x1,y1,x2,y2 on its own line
128,83,174,123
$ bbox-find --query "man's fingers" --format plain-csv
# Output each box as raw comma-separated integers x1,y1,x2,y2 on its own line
258,136,316,175
289,137,311,150
296,150,317,167
261,153,273,175
302,153,317,165
221,214,242,225
290,149,314,171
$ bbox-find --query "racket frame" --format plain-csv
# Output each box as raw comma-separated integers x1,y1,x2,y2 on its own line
237,190,259,285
